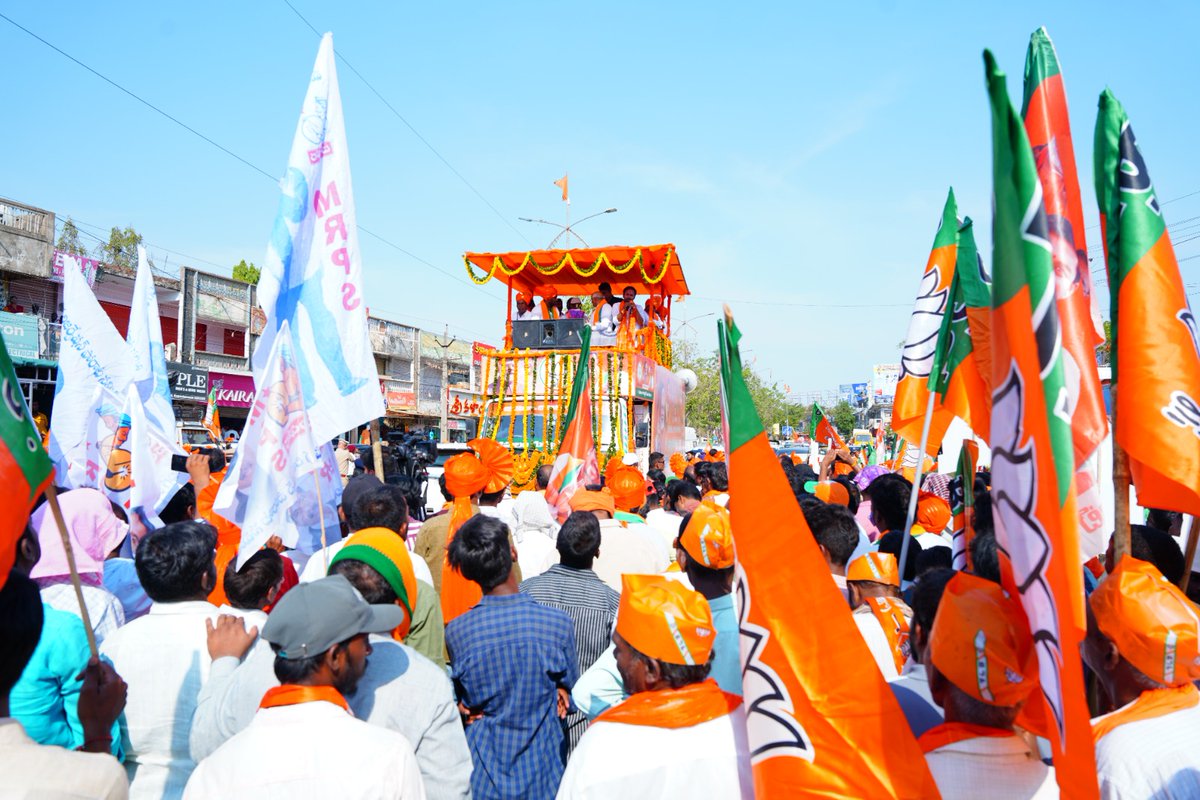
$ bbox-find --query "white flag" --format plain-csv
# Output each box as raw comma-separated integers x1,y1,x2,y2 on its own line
127,246,180,439
49,255,135,489
214,321,324,567
122,383,185,526
255,32,382,444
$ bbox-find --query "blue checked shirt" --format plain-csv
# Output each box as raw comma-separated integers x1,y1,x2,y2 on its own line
446,592,578,800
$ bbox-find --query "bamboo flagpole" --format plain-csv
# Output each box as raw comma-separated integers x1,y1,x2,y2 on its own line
897,393,936,581
1111,384,1131,563
1180,515,1198,593
43,483,99,658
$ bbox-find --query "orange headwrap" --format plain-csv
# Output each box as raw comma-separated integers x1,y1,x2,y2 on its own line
1090,557,1200,687
609,466,647,511
916,491,952,534
541,286,558,300
441,453,492,623
668,452,686,479
604,453,625,487
930,571,1036,707
570,488,616,516
330,528,418,640
516,291,533,305
467,439,514,495
679,501,735,569
847,552,899,587
616,574,716,666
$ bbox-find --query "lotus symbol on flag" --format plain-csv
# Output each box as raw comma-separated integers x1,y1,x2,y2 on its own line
900,267,948,380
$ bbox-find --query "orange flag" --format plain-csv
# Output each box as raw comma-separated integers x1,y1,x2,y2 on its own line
554,174,569,203
986,51,1097,799
893,189,960,455
719,309,940,798
1096,91,1200,516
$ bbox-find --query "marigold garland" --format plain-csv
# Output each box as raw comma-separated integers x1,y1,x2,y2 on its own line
463,247,674,286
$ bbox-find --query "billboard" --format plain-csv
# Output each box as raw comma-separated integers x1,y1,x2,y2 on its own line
838,384,854,404
871,363,900,404
851,382,868,408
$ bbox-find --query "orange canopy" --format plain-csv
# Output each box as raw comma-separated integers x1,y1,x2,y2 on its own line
464,244,688,298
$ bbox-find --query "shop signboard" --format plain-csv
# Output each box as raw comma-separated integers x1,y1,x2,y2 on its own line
167,361,209,402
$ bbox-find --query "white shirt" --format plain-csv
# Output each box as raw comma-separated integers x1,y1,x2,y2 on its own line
542,519,662,593
557,706,754,799
515,308,540,322
300,539,434,587
0,718,129,800
100,600,220,800
184,700,425,800
619,518,673,572
478,503,519,536
41,581,125,645
216,605,268,634
924,733,1057,799
1093,691,1200,799
644,508,684,555
851,599,912,681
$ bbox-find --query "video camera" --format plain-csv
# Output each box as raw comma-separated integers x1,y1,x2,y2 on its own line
381,432,437,520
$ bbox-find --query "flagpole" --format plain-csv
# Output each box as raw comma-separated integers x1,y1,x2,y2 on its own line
314,471,330,573
1111,384,1131,563
898,392,936,581
1180,515,1199,593
44,483,99,659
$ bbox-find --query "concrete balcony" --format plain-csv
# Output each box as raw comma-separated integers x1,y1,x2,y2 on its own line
0,197,54,279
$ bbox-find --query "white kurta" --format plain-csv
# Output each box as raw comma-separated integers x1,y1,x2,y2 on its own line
924,734,1057,799
184,700,425,800
557,706,753,799
1093,693,1200,799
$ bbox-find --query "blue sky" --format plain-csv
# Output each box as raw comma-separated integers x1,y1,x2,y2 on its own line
4,1,1199,392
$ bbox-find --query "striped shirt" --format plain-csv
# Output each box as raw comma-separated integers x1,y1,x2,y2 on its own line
520,565,619,753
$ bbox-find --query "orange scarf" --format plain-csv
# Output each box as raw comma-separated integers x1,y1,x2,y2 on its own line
864,597,910,674
260,684,351,714
591,300,606,324
440,498,483,624
595,679,741,730
918,722,1015,753
540,300,559,320
1092,683,1200,742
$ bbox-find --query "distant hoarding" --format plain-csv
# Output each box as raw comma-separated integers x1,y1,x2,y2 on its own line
871,364,900,404
838,384,854,404
852,382,868,408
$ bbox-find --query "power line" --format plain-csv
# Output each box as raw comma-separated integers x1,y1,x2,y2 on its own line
1,10,500,297
279,0,534,248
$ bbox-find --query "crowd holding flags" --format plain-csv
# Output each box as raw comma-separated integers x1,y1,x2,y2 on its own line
809,403,847,450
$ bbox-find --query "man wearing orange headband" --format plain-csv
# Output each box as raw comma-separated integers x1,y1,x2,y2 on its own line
559,575,752,798
846,552,913,680
609,465,672,569
922,572,1053,799
514,291,538,322
563,488,660,592
1084,557,1200,798
537,287,560,320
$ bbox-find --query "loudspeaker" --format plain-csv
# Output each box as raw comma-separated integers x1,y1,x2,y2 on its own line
512,319,586,349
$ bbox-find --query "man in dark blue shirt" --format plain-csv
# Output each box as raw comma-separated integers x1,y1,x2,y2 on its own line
445,514,578,800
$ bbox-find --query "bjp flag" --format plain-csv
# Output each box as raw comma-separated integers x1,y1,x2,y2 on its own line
893,189,961,454
1095,90,1200,516
948,440,979,570
928,217,992,441
0,332,54,589
809,404,846,451
545,326,600,522
718,309,939,798
985,50,1097,800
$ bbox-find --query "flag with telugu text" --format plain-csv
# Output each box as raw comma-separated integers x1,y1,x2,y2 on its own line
719,310,939,798
545,326,600,523
985,50,1097,800
0,331,53,589
1095,89,1200,516
255,32,383,444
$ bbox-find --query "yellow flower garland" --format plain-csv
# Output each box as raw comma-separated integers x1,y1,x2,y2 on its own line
464,247,674,286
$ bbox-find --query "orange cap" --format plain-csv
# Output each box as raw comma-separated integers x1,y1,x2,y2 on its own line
930,571,1036,707
608,466,647,511
847,552,899,587
516,291,533,304
679,501,735,569
467,438,514,494
444,453,490,498
668,452,686,479
616,574,715,666
569,488,616,515
812,480,850,507
1090,557,1200,687
916,491,952,533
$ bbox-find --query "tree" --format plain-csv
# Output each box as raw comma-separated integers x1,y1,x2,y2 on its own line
232,259,261,285
674,341,793,443
830,400,858,437
95,226,146,270
55,217,88,257
1098,320,1112,366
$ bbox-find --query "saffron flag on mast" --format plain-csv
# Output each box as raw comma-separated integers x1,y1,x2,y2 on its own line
717,309,939,798
255,32,383,444
202,383,222,442
0,329,54,589
809,404,846,450
214,320,323,568
893,189,961,455
928,217,992,441
1022,27,1110,554
948,439,979,570
985,50,1097,800
545,326,600,522
1095,90,1200,516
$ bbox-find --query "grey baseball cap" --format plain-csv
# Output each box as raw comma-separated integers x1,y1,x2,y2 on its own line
262,574,404,660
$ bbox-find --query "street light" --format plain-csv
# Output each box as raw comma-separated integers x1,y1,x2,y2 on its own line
519,208,618,248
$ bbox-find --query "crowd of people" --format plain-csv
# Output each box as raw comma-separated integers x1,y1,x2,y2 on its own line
513,282,666,348
2,434,1199,799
